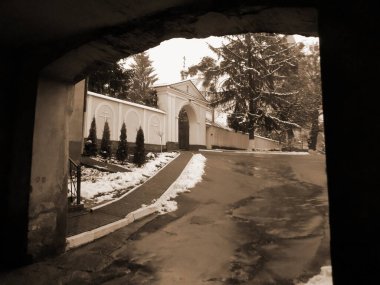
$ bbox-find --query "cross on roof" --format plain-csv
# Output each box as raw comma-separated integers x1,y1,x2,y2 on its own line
99,110,110,122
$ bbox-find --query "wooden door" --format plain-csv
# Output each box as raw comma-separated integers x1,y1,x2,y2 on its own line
178,109,189,150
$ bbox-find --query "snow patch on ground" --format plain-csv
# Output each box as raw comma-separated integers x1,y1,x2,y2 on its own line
80,152,178,204
296,266,332,285
154,154,207,214
200,149,310,155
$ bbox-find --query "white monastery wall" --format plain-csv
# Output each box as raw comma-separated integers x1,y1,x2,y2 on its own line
206,126,281,151
253,135,281,150
83,81,280,151
85,92,166,145
206,125,249,150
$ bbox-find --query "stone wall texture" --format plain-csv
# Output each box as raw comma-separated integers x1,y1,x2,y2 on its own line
206,125,249,150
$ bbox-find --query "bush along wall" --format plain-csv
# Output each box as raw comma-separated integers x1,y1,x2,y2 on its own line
100,121,111,158
116,122,128,163
84,117,98,156
133,127,145,167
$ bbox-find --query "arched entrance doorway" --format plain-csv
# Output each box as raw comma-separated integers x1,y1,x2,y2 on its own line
178,108,189,150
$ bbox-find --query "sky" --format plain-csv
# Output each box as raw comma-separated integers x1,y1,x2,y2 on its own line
122,34,319,126
123,34,319,85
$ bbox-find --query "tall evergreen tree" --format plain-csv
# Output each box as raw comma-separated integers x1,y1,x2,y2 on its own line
133,127,145,167
293,46,322,148
186,33,302,148
308,109,320,150
269,42,322,146
85,117,98,156
116,122,128,163
128,52,158,106
88,61,133,100
100,121,111,159
143,89,158,107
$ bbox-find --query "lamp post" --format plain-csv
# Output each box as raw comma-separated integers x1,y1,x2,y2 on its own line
157,130,164,153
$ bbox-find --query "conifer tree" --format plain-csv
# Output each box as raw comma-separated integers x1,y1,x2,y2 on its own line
133,127,145,167
128,52,158,106
85,117,98,156
308,110,319,150
186,33,301,147
116,122,128,163
88,61,133,100
100,121,111,158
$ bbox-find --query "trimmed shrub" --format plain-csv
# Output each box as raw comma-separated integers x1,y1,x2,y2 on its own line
116,122,128,163
133,127,145,167
84,117,98,156
100,121,111,158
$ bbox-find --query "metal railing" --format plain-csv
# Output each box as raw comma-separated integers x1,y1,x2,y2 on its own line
68,158,81,205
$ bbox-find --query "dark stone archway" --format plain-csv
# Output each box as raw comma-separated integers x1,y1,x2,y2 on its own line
178,109,190,150
1,1,379,284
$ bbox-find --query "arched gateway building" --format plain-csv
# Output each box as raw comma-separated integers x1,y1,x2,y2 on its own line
69,79,281,161
84,79,209,152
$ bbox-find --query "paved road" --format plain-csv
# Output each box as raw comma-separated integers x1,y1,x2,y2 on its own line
67,152,192,236
0,152,330,285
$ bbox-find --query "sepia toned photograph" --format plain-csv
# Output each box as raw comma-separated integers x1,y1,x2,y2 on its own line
0,1,377,285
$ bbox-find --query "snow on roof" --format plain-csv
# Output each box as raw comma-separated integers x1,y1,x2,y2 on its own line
152,78,194,88
254,134,280,143
87,91,166,114
206,118,235,131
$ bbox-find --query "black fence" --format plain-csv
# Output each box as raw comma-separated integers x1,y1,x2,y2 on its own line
68,158,81,205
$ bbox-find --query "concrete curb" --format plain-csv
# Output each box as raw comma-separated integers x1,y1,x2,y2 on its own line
66,204,158,251
65,152,197,251
150,153,201,214
90,152,180,211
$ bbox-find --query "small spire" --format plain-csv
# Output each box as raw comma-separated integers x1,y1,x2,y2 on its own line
181,56,187,80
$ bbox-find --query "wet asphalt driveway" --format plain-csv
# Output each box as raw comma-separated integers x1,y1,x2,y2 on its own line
0,151,330,285
113,151,330,285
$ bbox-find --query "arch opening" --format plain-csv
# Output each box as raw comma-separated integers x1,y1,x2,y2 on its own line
177,103,199,150
178,108,189,149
